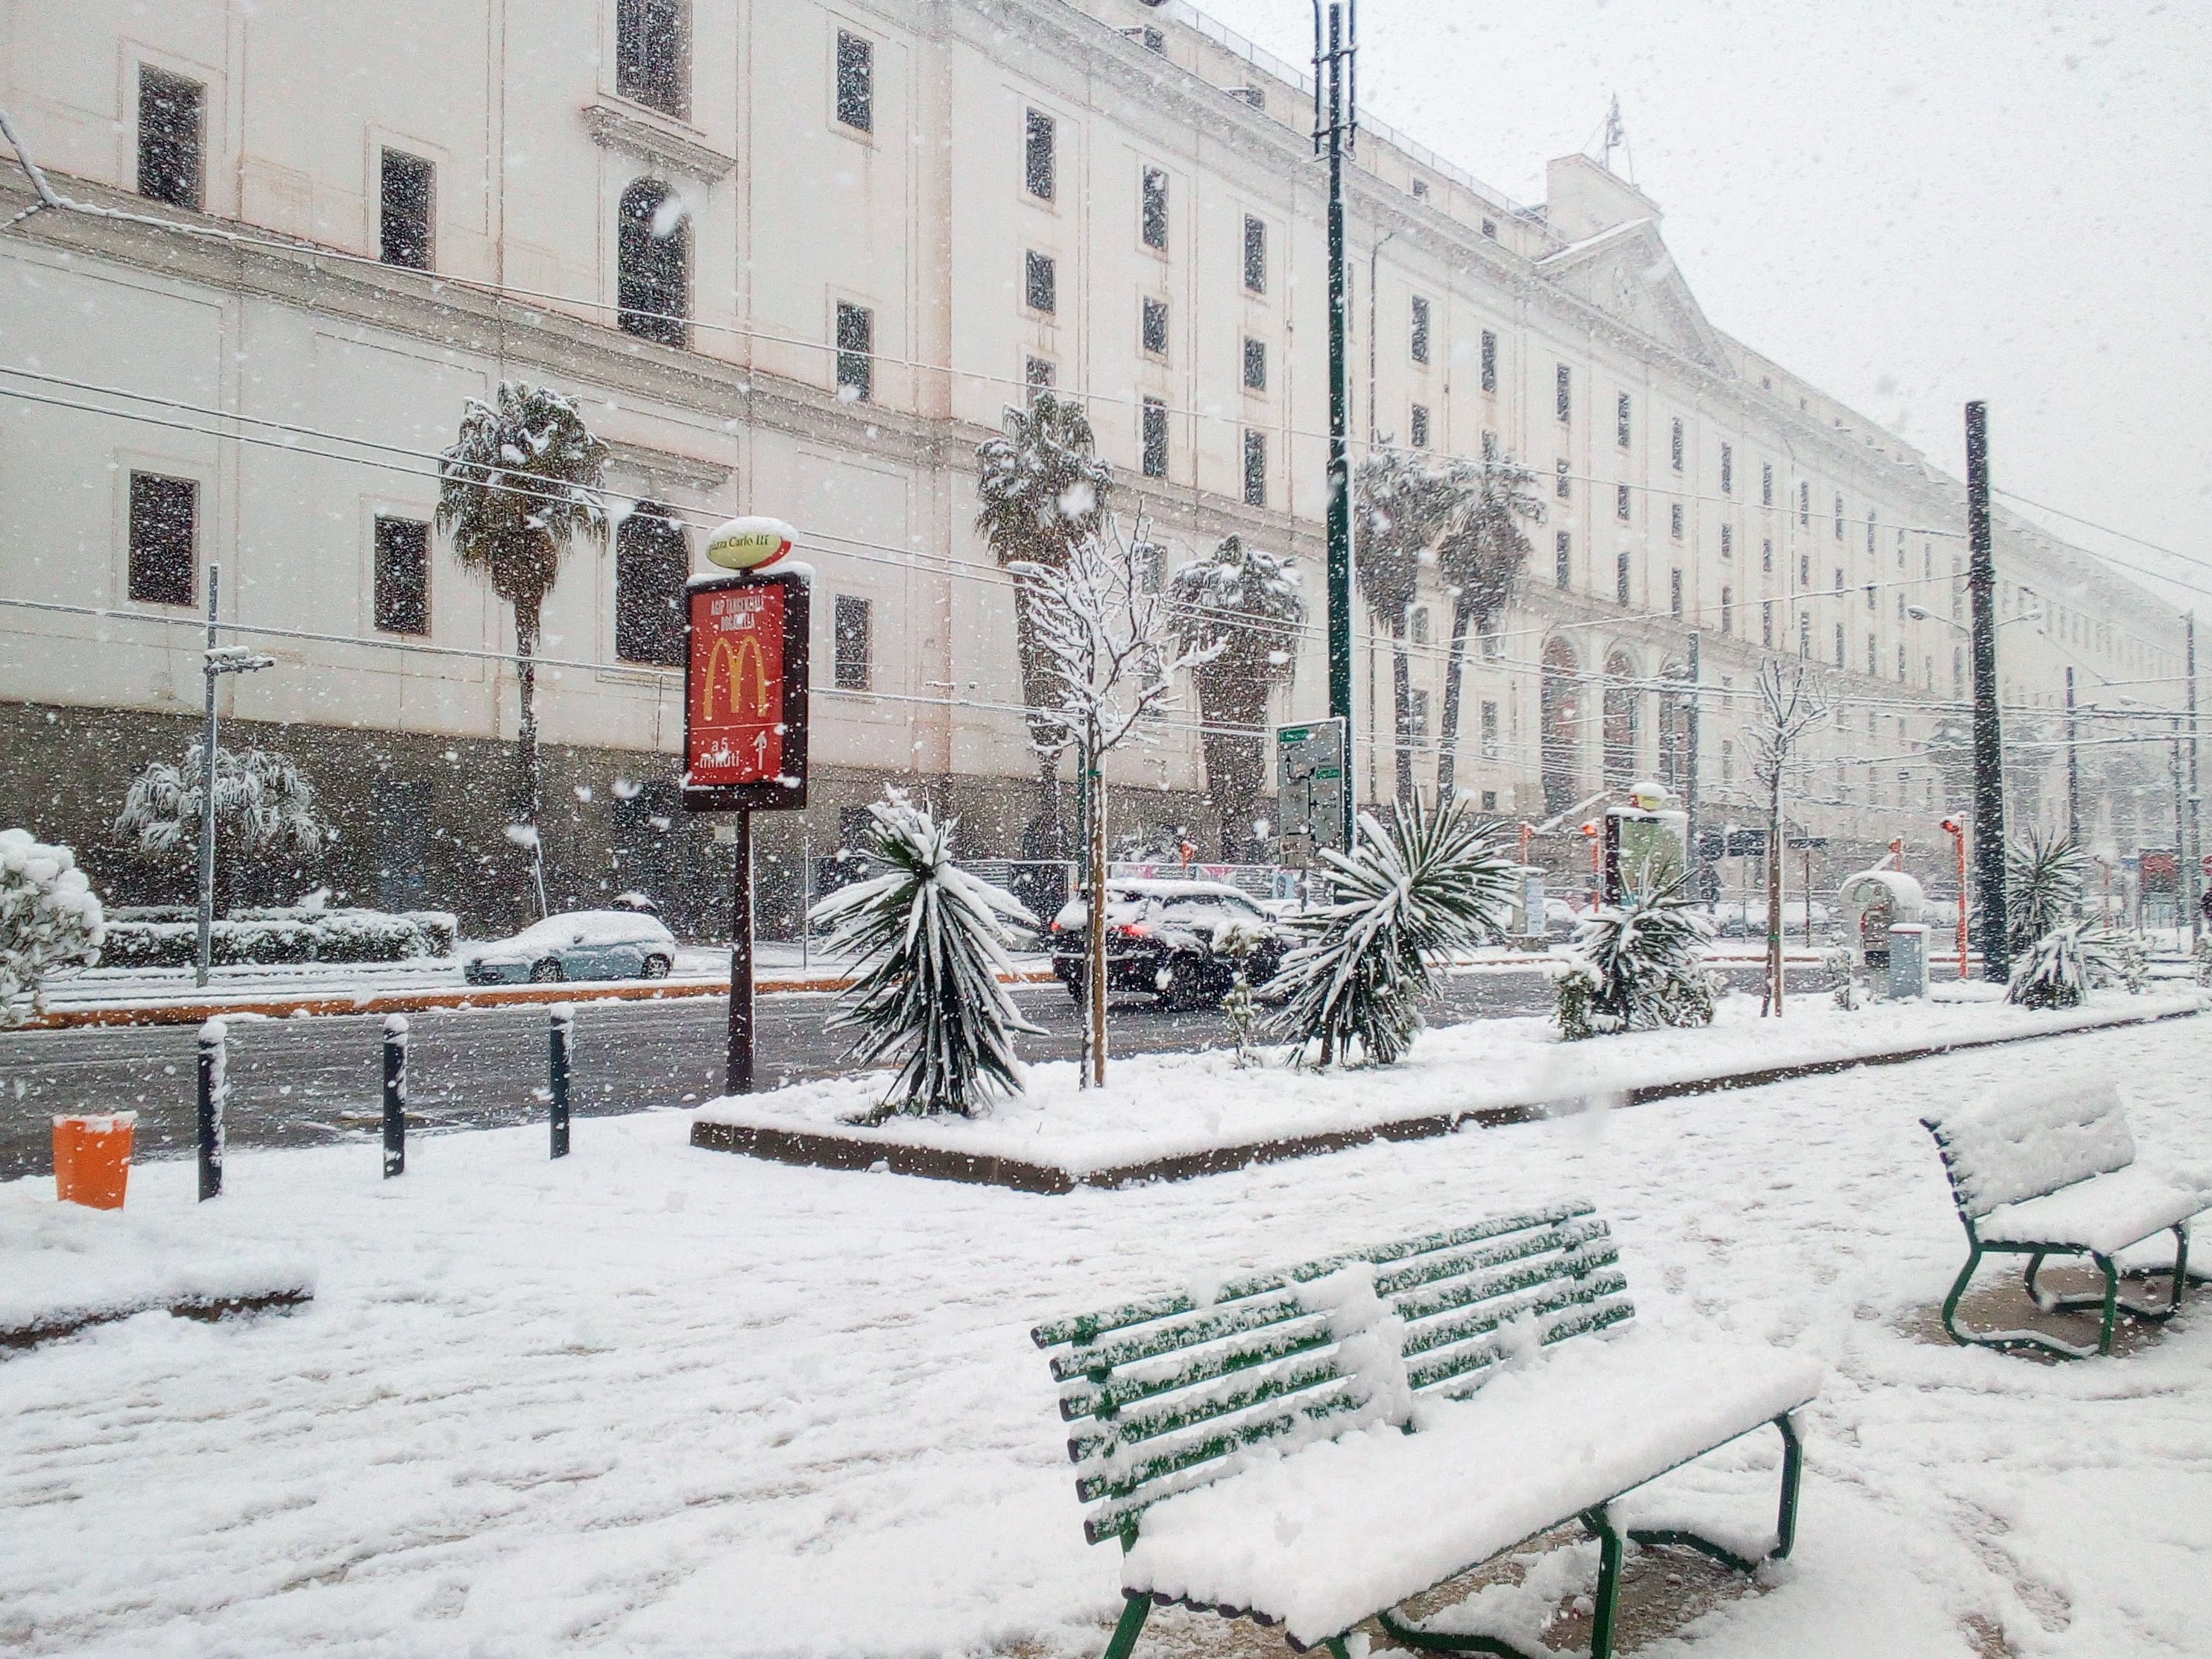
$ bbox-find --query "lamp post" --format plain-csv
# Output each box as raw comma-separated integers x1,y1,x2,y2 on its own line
194,563,276,988
1962,403,2008,981
1312,0,1356,847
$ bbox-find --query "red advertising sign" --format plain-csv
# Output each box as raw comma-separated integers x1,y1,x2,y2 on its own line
683,571,809,812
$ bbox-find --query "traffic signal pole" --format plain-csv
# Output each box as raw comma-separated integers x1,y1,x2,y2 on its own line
1315,1,1356,847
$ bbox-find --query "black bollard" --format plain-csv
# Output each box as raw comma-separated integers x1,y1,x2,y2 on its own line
382,1014,409,1178
549,1004,573,1159
196,1018,226,1201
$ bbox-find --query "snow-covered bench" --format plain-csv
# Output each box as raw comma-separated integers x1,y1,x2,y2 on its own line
1031,1204,1821,1659
1923,1082,2209,1359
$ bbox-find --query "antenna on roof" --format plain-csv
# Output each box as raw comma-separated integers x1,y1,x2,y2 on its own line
1599,95,1634,183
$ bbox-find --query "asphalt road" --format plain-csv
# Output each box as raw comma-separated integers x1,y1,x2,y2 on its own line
0,963,1818,1181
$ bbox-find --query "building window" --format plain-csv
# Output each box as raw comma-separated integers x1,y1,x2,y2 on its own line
1798,481,1810,527
1141,398,1169,478
1670,417,1684,473
615,505,688,665
834,594,873,690
1408,689,1431,740
1801,549,1812,586
1616,483,1631,522
136,66,204,209
1479,329,1497,394
1762,461,1774,506
1133,540,1166,593
127,473,197,606
1242,430,1267,506
1409,405,1430,449
1018,250,1056,315
1867,635,1878,677
1669,502,1684,540
1024,108,1056,201
1616,392,1632,449
1482,429,1498,461
1669,568,1684,616
379,150,434,271
1242,336,1266,392
1411,177,1429,200
1721,443,1734,495
1800,613,1812,657
373,515,430,635
1555,363,1572,423
1865,582,1877,611
616,0,689,119
618,179,688,347
835,301,873,401
1410,295,1432,365
1834,493,1845,539
1616,551,1631,604
1555,531,1572,590
1953,645,1964,691
1554,458,1570,500
1834,623,1846,667
1868,509,1878,556
1898,642,1909,681
1720,525,1734,560
1762,538,1773,574
1141,297,1169,357
835,31,873,132
1242,215,1267,294
1024,356,1055,406
1140,166,1168,250
1762,601,1774,647
1480,701,1500,760
1410,607,1431,648
1721,585,1734,635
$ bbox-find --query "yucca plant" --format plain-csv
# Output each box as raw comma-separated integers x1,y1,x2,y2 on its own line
1267,792,1517,1067
809,792,1043,1118
2007,920,2123,1010
2006,829,2085,955
1556,872,1718,1039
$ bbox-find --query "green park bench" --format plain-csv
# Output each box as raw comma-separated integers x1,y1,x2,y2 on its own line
1923,1081,2209,1359
1031,1204,1821,1659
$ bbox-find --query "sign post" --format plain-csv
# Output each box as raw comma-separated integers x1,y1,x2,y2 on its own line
683,531,809,1096
1276,718,1349,870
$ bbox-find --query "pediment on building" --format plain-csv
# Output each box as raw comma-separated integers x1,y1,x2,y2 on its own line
1536,221,1731,374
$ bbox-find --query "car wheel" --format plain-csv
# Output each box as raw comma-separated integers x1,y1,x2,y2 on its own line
1063,964,1086,1003
529,958,564,983
642,954,671,980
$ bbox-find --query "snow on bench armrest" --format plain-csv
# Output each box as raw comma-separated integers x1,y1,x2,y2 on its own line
1974,1165,2211,1256
1120,1327,1819,1647
1924,1080,2135,1216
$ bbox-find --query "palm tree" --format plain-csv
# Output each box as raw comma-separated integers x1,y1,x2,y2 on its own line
437,382,609,854
1353,449,1444,804
975,393,1113,856
1167,537,1308,860
1433,448,1543,797
115,743,329,908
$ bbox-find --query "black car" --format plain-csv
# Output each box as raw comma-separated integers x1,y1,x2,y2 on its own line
1049,879,1290,1010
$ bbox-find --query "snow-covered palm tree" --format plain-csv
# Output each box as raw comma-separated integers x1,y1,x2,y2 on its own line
975,393,1113,856
1353,450,1446,804
1432,448,1542,797
1166,536,1307,860
115,744,329,908
436,382,610,838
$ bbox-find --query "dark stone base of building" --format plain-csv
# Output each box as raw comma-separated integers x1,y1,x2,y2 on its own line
0,701,1216,943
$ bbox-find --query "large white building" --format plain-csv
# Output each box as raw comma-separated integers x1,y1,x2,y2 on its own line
0,0,2195,932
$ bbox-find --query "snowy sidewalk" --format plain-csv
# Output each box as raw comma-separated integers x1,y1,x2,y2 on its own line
4,1016,2211,1655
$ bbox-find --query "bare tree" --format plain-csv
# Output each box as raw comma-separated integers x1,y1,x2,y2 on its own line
1748,658,1828,1014
1013,524,1218,1086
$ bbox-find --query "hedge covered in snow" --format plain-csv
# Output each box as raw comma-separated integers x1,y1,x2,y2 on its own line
0,829,105,1024
100,904,456,968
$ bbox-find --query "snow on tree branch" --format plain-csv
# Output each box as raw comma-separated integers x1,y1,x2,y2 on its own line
0,829,104,1027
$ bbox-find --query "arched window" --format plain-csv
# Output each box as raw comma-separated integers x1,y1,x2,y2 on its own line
1602,651,1640,786
1657,660,1690,793
615,503,688,665
619,180,688,347
1540,637,1581,813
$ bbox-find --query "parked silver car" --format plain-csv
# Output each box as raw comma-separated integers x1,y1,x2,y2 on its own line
464,911,677,985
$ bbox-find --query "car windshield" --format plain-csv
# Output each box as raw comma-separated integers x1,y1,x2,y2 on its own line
1160,893,1260,918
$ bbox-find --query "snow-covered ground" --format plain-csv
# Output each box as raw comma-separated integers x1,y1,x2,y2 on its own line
699,985,2205,1177
4,1013,2211,1656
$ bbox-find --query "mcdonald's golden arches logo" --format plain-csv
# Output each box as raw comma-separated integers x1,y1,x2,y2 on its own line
703,633,775,721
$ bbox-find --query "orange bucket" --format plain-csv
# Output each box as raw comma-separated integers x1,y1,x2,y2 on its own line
53,1112,136,1210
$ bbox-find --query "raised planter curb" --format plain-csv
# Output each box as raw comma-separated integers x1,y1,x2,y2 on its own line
1,1286,315,1352
689,999,2207,1194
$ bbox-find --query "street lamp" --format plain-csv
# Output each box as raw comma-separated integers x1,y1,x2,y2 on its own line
1311,0,1356,847
1905,605,2042,632
195,562,276,988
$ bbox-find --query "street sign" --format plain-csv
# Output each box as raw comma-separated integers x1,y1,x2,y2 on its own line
703,515,797,572
682,570,809,812
682,567,810,1097
1276,718,1348,862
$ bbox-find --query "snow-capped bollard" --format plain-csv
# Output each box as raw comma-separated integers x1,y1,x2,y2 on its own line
196,1017,227,1201
381,1014,409,1178
548,1004,574,1159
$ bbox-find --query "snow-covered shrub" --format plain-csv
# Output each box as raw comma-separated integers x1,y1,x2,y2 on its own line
404,911,460,957
0,830,104,1025
115,743,329,906
1213,914,1268,1068
2006,831,2085,955
2008,920,2124,1009
1824,947,1862,1011
1267,793,1516,1067
809,792,1043,1118
1555,878,1716,1040
99,906,438,967
2195,935,2212,990
2105,932,2149,995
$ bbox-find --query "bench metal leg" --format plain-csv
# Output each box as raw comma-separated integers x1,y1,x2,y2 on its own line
1101,1592,1149,1659
1943,1241,2102,1360
1583,1507,1625,1659
1623,1412,1804,1572
1374,1605,1548,1659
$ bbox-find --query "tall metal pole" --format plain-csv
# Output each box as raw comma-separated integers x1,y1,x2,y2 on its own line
195,564,221,989
725,810,754,1093
1684,632,1701,891
2187,614,2202,945
1316,1,1356,847
2064,666,2080,849
1964,403,2009,981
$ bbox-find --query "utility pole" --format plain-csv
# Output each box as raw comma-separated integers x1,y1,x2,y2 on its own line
192,564,275,988
2188,614,2202,945
1313,0,1356,848
1964,403,2009,981
2064,666,2079,848
1684,631,1701,893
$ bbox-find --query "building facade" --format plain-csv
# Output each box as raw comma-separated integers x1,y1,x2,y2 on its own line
0,0,2195,934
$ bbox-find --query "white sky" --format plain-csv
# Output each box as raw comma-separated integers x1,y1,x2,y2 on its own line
1188,0,2212,617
